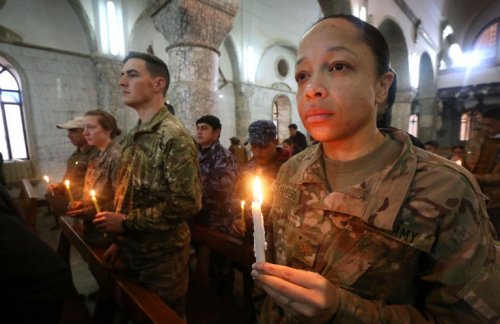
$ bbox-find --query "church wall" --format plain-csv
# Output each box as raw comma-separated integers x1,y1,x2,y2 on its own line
0,43,98,183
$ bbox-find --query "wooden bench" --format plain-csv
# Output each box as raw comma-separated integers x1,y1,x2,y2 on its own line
57,216,184,324
19,178,42,232
189,223,255,314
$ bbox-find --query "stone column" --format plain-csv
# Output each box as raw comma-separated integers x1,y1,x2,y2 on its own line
391,88,416,132
152,0,239,133
91,55,135,130
417,96,439,143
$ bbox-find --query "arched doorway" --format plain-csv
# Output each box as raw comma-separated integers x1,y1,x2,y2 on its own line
272,95,292,142
379,19,413,131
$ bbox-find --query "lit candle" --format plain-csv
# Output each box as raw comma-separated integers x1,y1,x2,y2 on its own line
456,159,462,165
43,175,54,196
252,177,266,262
241,200,246,234
90,189,101,213
64,179,74,202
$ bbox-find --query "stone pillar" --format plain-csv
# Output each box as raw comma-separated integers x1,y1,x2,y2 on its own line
152,0,239,134
91,55,135,130
391,89,416,132
417,96,439,143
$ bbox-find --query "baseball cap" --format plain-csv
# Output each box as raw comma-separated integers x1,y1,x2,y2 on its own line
56,116,85,129
248,120,277,146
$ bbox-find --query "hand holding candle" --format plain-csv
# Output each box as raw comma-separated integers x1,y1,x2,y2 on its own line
90,189,101,213
43,175,54,196
64,179,74,202
252,176,266,263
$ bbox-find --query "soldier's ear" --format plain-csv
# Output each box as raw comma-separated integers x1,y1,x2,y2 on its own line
154,77,166,93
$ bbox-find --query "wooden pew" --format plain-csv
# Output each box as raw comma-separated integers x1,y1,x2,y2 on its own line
19,178,41,232
189,223,255,314
57,216,184,324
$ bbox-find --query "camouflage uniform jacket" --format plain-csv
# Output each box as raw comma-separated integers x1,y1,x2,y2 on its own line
80,141,122,221
260,130,499,323
115,107,202,270
64,145,99,200
196,140,239,232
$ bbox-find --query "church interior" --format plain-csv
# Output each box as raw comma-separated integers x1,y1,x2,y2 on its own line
0,0,499,184
1,0,499,323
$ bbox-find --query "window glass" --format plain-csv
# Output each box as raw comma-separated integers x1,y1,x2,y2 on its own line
4,104,27,159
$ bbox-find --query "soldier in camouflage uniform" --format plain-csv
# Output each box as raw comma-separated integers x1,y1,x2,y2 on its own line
466,105,500,236
195,115,239,232
251,15,500,323
67,110,122,246
46,116,99,219
193,114,239,291
93,52,202,318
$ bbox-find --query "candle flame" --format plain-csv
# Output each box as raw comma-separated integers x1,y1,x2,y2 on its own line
456,159,462,165
241,200,245,208
90,189,96,198
64,179,70,188
253,176,263,205
43,175,50,183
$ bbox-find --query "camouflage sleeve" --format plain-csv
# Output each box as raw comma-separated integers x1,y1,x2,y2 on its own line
125,136,202,232
331,171,499,323
203,153,239,212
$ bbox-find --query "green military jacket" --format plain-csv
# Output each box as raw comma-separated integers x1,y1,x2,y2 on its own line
64,145,99,200
80,141,122,220
115,107,202,270
260,130,499,323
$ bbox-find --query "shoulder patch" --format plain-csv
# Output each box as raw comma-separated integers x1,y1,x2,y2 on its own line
274,182,301,204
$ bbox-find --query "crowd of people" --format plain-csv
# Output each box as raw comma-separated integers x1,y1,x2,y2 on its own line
4,14,499,323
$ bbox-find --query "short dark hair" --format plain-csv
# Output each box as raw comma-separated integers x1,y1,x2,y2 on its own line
481,105,500,120
288,123,298,130
196,115,222,130
311,14,391,76
123,51,170,95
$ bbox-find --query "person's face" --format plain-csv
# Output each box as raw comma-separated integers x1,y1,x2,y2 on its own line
118,58,164,109
452,147,465,156
67,128,86,147
481,117,500,137
295,18,392,144
283,142,293,152
251,141,277,165
196,123,220,148
289,128,297,136
83,116,111,148
425,144,437,153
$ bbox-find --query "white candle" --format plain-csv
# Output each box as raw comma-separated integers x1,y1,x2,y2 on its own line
252,176,266,262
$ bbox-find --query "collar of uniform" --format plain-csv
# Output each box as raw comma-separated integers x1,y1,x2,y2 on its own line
362,129,417,230
288,130,418,231
132,106,169,137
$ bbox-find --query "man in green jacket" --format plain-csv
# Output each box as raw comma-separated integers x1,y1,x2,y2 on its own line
94,52,202,318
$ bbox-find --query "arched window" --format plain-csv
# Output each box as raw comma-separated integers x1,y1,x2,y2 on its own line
408,114,418,137
0,62,28,160
473,18,499,62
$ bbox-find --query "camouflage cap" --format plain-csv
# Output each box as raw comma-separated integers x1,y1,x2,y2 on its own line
248,120,277,146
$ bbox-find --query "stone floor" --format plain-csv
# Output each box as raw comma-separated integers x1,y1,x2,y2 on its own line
34,205,253,323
